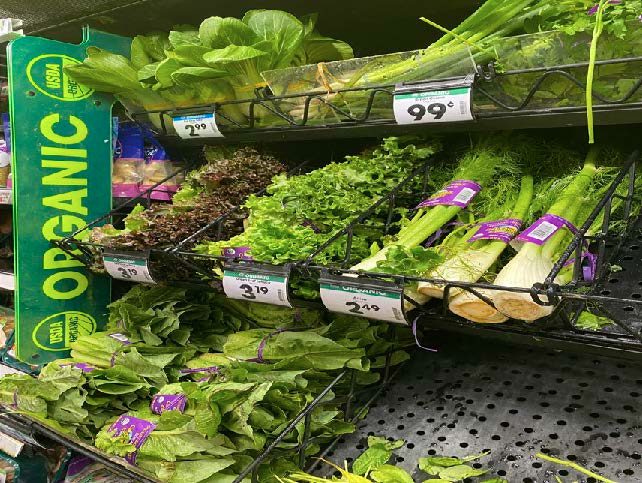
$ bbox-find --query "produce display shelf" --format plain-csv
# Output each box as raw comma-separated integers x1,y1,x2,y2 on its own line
126,56,642,146
313,333,642,483
57,147,642,359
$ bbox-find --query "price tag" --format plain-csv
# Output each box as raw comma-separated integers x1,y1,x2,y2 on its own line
320,277,406,324
394,75,474,125
103,251,156,284
223,264,292,307
0,189,11,205
172,112,223,139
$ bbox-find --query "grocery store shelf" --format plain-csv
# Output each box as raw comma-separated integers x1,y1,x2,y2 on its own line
127,56,642,145
316,333,642,482
159,103,642,146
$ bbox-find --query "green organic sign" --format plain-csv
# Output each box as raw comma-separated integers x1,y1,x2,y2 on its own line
7,29,130,364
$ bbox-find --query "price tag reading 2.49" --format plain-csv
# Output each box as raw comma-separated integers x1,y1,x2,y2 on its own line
394,84,473,125
172,113,223,139
320,283,406,324
223,270,292,307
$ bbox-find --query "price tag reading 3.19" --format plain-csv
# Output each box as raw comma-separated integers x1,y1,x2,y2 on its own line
394,87,473,125
320,283,406,324
172,112,223,139
223,271,292,307
103,254,156,284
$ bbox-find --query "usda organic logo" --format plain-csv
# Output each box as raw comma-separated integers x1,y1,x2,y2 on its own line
32,311,96,351
26,54,93,101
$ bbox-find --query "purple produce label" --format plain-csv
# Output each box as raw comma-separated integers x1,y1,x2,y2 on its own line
65,455,94,477
221,246,253,261
151,394,187,414
469,218,522,243
109,415,156,464
517,214,576,245
109,333,131,345
417,180,481,209
61,362,96,373
563,251,597,282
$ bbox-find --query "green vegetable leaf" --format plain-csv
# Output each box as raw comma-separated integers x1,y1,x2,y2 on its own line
352,437,405,475
576,311,615,331
421,456,466,468
168,30,201,49
242,10,305,70
370,464,414,483
199,17,258,49
168,459,235,483
438,464,486,481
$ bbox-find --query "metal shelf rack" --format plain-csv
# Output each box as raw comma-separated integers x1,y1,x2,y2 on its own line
123,56,642,145
313,333,642,483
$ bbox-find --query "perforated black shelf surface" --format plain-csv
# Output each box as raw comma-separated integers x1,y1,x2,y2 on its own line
317,334,642,482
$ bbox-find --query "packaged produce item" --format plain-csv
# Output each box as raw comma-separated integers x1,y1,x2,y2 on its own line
141,128,184,201
0,114,11,188
64,455,134,483
0,141,9,187
112,122,144,198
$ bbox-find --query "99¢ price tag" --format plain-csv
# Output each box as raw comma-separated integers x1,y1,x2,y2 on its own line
320,283,406,324
103,253,156,284
394,85,473,125
172,112,223,139
223,270,292,307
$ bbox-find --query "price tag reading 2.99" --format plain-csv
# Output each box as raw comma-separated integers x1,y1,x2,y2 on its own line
320,283,406,324
223,270,292,307
393,86,473,125
172,113,223,139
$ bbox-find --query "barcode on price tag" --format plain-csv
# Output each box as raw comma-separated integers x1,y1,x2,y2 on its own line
528,221,558,241
103,253,156,284
172,112,223,139
394,86,473,125
223,270,292,307
453,187,476,205
320,283,406,324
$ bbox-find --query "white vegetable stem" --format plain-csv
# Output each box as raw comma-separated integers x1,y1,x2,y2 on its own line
449,288,508,324
418,175,534,299
490,148,600,321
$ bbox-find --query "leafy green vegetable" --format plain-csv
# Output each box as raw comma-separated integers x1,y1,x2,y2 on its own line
419,451,491,481
576,311,615,330
369,464,413,483
65,10,352,119
0,282,411,481
352,436,405,475
437,465,487,481
197,137,442,272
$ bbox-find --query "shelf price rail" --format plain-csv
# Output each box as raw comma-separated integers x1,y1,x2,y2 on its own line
124,56,642,144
